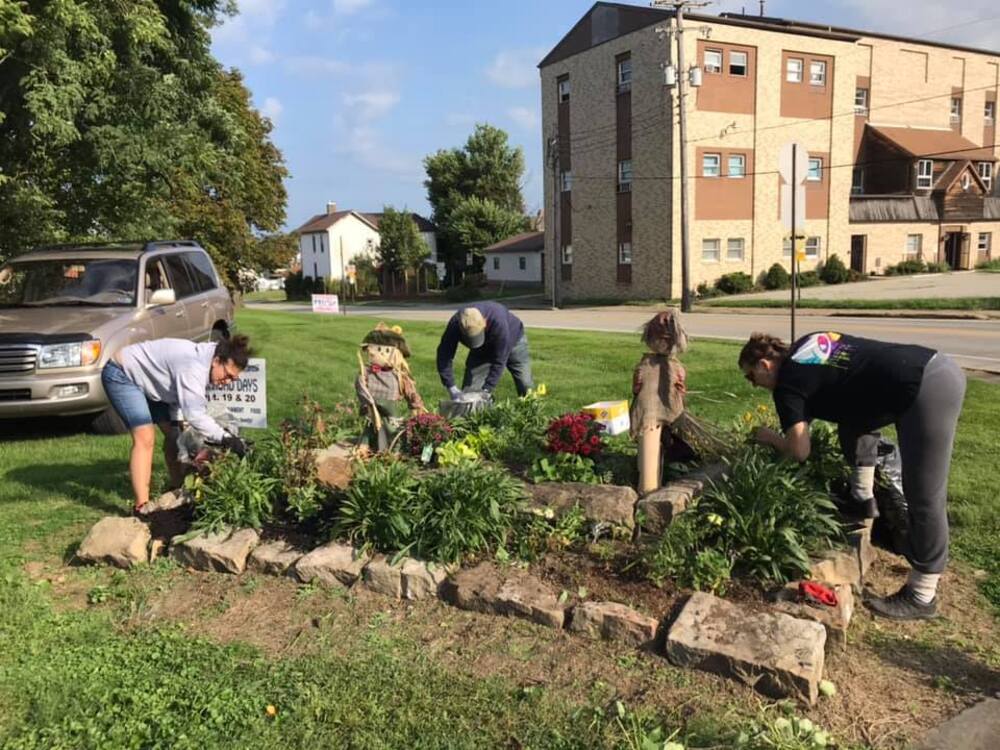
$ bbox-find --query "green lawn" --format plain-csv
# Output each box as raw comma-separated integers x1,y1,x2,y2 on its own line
700,297,1000,311
1,309,997,748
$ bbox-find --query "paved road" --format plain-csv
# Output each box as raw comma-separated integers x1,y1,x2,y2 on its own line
246,302,1000,373
723,269,999,302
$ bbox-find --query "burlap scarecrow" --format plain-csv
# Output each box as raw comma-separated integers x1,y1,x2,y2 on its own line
355,323,426,452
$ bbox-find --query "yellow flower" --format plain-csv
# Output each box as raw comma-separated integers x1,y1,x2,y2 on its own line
265,705,277,718
706,513,724,526
756,404,769,414
533,383,548,397
742,412,754,424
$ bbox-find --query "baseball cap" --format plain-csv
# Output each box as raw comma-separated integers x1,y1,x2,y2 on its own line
459,307,487,349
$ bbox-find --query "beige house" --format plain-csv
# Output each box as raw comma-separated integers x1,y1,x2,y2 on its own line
539,3,1000,301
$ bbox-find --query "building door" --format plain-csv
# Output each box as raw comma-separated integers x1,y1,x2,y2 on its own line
850,235,866,273
959,233,971,269
944,233,963,269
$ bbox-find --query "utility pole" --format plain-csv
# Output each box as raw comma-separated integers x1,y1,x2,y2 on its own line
547,135,560,309
655,0,708,312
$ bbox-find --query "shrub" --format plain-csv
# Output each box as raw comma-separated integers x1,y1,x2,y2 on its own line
925,260,950,273
413,462,527,563
847,268,865,283
546,412,605,457
187,454,279,534
695,281,724,300
801,421,850,496
444,284,481,303
762,263,791,290
797,270,821,287
453,392,550,464
334,457,422,553
640,513,732,594
818,254,850,284
531,453,604,484
977,258,1000,271
884,258,926,276
403,413,454,459
715,272,754,295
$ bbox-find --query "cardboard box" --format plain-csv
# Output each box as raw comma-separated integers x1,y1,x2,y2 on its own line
582,400,631,436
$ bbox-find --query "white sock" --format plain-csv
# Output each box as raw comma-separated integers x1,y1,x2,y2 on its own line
907,570,941,604
849,465,875,501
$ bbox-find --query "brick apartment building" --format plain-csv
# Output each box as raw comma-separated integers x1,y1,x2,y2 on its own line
539,3,1000,301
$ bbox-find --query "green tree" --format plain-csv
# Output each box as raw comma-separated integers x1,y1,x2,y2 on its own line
423,124,528,275
0,1,288,287
377,206,430,293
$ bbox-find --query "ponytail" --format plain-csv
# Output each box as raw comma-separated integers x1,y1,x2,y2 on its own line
215,334,252,368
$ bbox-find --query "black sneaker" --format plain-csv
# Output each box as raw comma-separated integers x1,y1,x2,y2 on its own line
865,585,938,621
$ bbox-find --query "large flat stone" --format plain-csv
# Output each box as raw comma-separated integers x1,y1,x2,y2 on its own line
808,548,862,590
401,558,453,600
363,555,404,598
442,562,566,628
248,540,304,576
77,517,150,569
569,601,659,647
171,528,259,574
528,482,637,531
915,698,1000,750
846,520,875,577
292,541,370,587
637,463,729,534
771,583,854,650
313,444,355,491
666,592,827,704
139,489,193,515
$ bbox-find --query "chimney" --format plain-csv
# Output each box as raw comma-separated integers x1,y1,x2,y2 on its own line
326,201,338,215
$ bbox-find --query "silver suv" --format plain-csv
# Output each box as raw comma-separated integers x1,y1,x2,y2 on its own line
0,240,234,432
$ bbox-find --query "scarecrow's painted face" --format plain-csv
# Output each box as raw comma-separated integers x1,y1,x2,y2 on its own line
365,343,398,368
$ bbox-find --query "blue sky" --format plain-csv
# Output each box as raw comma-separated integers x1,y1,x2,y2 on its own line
210,0,999,231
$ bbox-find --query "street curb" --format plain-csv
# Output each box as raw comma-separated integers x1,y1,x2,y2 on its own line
693,306,997,320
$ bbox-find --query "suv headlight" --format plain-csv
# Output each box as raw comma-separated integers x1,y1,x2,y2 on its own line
38,340,102,369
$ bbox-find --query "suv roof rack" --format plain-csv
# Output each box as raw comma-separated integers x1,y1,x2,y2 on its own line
26,239,201,255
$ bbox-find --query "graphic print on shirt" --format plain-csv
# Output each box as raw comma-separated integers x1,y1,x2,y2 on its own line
791,332,851,368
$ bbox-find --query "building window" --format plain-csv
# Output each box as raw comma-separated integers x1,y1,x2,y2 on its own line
986,101,996,123
702,153,721,177
618,160,633,191
782,237,792,258
786,57,803,83
518,256,527,271
558,77,570,103
560,170,572,192
704,49,722,74
809,60,826,86
978,161,993,190
950,96,962,122
728,154,746,178
319,237,325,253
561,244,573,265
906,234,922,257
805,237,821,259
854,87,868,114
807,158,823,182
729,50,748,77
978,232,992,256
961,173,971,191
727,238,745,261
618,242,633,265
617,58,632,92
702,238,720,262
493,257,500,270
916,159,933,189
851,168,863,194
311,235,316,253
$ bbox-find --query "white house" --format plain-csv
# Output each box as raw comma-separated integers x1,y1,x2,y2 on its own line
483,231,544,285
295,202,438,281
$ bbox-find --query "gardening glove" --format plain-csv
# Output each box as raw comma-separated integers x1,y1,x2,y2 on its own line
220,434,247,458
448,385,462,399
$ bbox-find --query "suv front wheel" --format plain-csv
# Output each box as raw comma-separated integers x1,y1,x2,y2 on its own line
90,406,128,435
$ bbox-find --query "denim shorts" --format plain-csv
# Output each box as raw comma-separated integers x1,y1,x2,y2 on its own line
101,361,173,429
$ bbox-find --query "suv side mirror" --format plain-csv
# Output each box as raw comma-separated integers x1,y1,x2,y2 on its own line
147,288,176,307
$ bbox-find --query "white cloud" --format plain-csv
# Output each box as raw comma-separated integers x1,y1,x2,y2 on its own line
284,56,352,75
833,1,999,48
235,0,287,25
343,91,400,121
249,45,276,64
486,48,545,89
507,106,539,131
333,0,374,14
260,97,284,124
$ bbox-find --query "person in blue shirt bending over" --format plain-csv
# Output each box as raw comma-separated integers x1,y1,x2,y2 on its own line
436,302,534,399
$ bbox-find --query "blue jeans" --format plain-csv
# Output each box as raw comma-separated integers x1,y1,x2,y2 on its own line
101,362,173,430
462,334,534,396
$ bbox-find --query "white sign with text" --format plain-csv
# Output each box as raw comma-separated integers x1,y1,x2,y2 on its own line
206,357,267,429
311,294,340,314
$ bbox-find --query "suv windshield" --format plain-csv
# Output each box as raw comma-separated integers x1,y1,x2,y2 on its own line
0,258,138,307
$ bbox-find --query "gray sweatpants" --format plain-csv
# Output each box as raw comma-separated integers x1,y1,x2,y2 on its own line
462,334,534,396
895,354,966,573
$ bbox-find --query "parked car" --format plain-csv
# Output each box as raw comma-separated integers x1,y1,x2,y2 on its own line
256,272,285,291
0,240,234,433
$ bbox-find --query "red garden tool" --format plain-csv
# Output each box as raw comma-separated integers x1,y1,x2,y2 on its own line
798,581,838,607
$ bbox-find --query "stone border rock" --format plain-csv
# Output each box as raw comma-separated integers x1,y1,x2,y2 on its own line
636,462,729,534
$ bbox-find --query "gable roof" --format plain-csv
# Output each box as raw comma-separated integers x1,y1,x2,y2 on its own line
933,160,989,194
483,231,545,254
868,125,995,162
295,210,436,235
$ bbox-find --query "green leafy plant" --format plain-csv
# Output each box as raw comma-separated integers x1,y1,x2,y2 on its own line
452,391,550,464
976,258,1000,271
762,263,791,290
715,271,754,295
735,711,836,749
413,462,527,563
187,454,279,534
334,457,421,553
800,421,850,496
818,254,850,284
797,270,821,287
640,513,732,594
530,453,603,484
435,438,479,466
